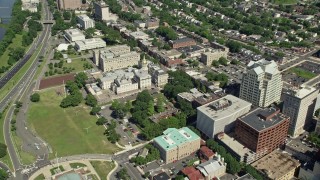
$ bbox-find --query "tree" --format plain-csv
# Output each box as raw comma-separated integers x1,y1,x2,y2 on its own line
30,93,40,102
75,72,88,88
218,57,228,66
0,143,7,158
85,94,97,107
211,60,220,67
175,175,185,180
230,59,239,65
117,168,130,180
156,94,165,113
0,169,8,180
96,117,107,125
63,11,71,20
90,106,101,115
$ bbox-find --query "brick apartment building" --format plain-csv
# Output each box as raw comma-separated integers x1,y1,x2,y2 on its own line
58,0,82,10
235,107,289,157
169,37,196,49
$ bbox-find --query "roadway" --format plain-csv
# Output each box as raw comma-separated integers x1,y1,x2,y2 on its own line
0,0,53,179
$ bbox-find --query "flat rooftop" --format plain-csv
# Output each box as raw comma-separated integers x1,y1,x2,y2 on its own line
172,37,195,44
154,127,200,151
239,107,288,132
218,133,254,157
284,86,317,99
251,150,300,179
197,95,252,122
75,38,105,45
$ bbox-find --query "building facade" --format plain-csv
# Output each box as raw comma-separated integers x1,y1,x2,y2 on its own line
64,29,85,42
235,107,289,157
196,95,252,138
169,37,196,49
93,45,140,72
239,59,283,107
58,0,82,10
77,15,95,29
148,64,168,87
74,38,106,51
282,86,319,137
201,50,228,66
154,127,200,164
93,1,109,21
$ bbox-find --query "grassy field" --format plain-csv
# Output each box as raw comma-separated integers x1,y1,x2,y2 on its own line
34,174,45,180
64,59,87,73
0,107,13,170
90,161,115,180
27,88,120,159
70,162,86,169
271,0,297,5
0,34,24,68
289,67,317,80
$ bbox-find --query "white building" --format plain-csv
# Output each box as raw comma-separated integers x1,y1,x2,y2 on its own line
239,59,282,107
77,15,95,29
197,95,252,138
134,70,152,89
282,86,319,137
148,63,168,87
64,29,85,42
201,50,228,66
93,45,140,72
74,38,106,51
196,156,226,179
129,31,150,40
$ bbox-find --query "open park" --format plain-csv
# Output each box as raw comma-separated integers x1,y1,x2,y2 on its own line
27,87,120,159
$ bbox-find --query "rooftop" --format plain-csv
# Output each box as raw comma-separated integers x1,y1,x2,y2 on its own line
77,14,92,21
154,127,200,151
181,166,204,180
65,28,84,36
172,37,195,44
284,86,317,99
251,150,300,179
239,107,288,132
75,38,106,46
247,59,280,75
217,133,255,158
197,157,226,177
197,95,252,122
153,172,170,180
236,173,256,180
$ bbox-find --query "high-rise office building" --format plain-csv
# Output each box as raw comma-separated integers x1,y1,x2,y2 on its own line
239,59,282,107
94,1,110,21
282,86,318,137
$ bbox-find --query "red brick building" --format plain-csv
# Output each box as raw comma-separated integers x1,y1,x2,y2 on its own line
234,107,289,157
169,37,196,49
199,146,215,160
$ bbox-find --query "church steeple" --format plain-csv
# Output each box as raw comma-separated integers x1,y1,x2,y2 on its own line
140,54,148,70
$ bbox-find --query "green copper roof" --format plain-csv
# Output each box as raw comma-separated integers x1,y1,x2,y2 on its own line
154,127,200,151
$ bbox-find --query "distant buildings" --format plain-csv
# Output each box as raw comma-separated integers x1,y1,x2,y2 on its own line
252,150,300,180
196,95,252,138
154,127,200,164
282,86,319,137
58,0,82,10
169,37,196,49
235,107,289,158
64,29,85,42
77,15,95,29
93,45,140,72
93,1,118,21
74,38,106,51
239,59,282,107
146,18,160,29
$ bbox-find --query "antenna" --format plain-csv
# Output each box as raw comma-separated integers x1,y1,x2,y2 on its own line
84,126,92,134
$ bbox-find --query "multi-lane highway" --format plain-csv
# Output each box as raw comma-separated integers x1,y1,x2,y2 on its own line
0,0,53,179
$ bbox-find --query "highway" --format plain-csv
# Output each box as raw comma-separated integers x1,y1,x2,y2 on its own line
0,0,52,179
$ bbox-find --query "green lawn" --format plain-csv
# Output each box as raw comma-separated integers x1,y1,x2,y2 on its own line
27,88,120,159
271,0,297,5
90,161,115,180
0,34,24,68
0,107,13,170
64,59,87,73
289,67,317,80
34,174,45,180
70,162,87,169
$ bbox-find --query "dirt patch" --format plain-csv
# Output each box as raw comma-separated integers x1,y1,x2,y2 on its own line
39,74,75,90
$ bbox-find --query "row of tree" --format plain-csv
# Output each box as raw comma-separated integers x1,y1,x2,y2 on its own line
129,144,160,165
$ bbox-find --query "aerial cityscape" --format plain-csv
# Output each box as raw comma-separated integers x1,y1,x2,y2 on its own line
0,0,320,179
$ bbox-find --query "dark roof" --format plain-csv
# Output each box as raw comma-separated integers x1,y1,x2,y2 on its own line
239,107,288,132
172,37,195,44
153,172,170,180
